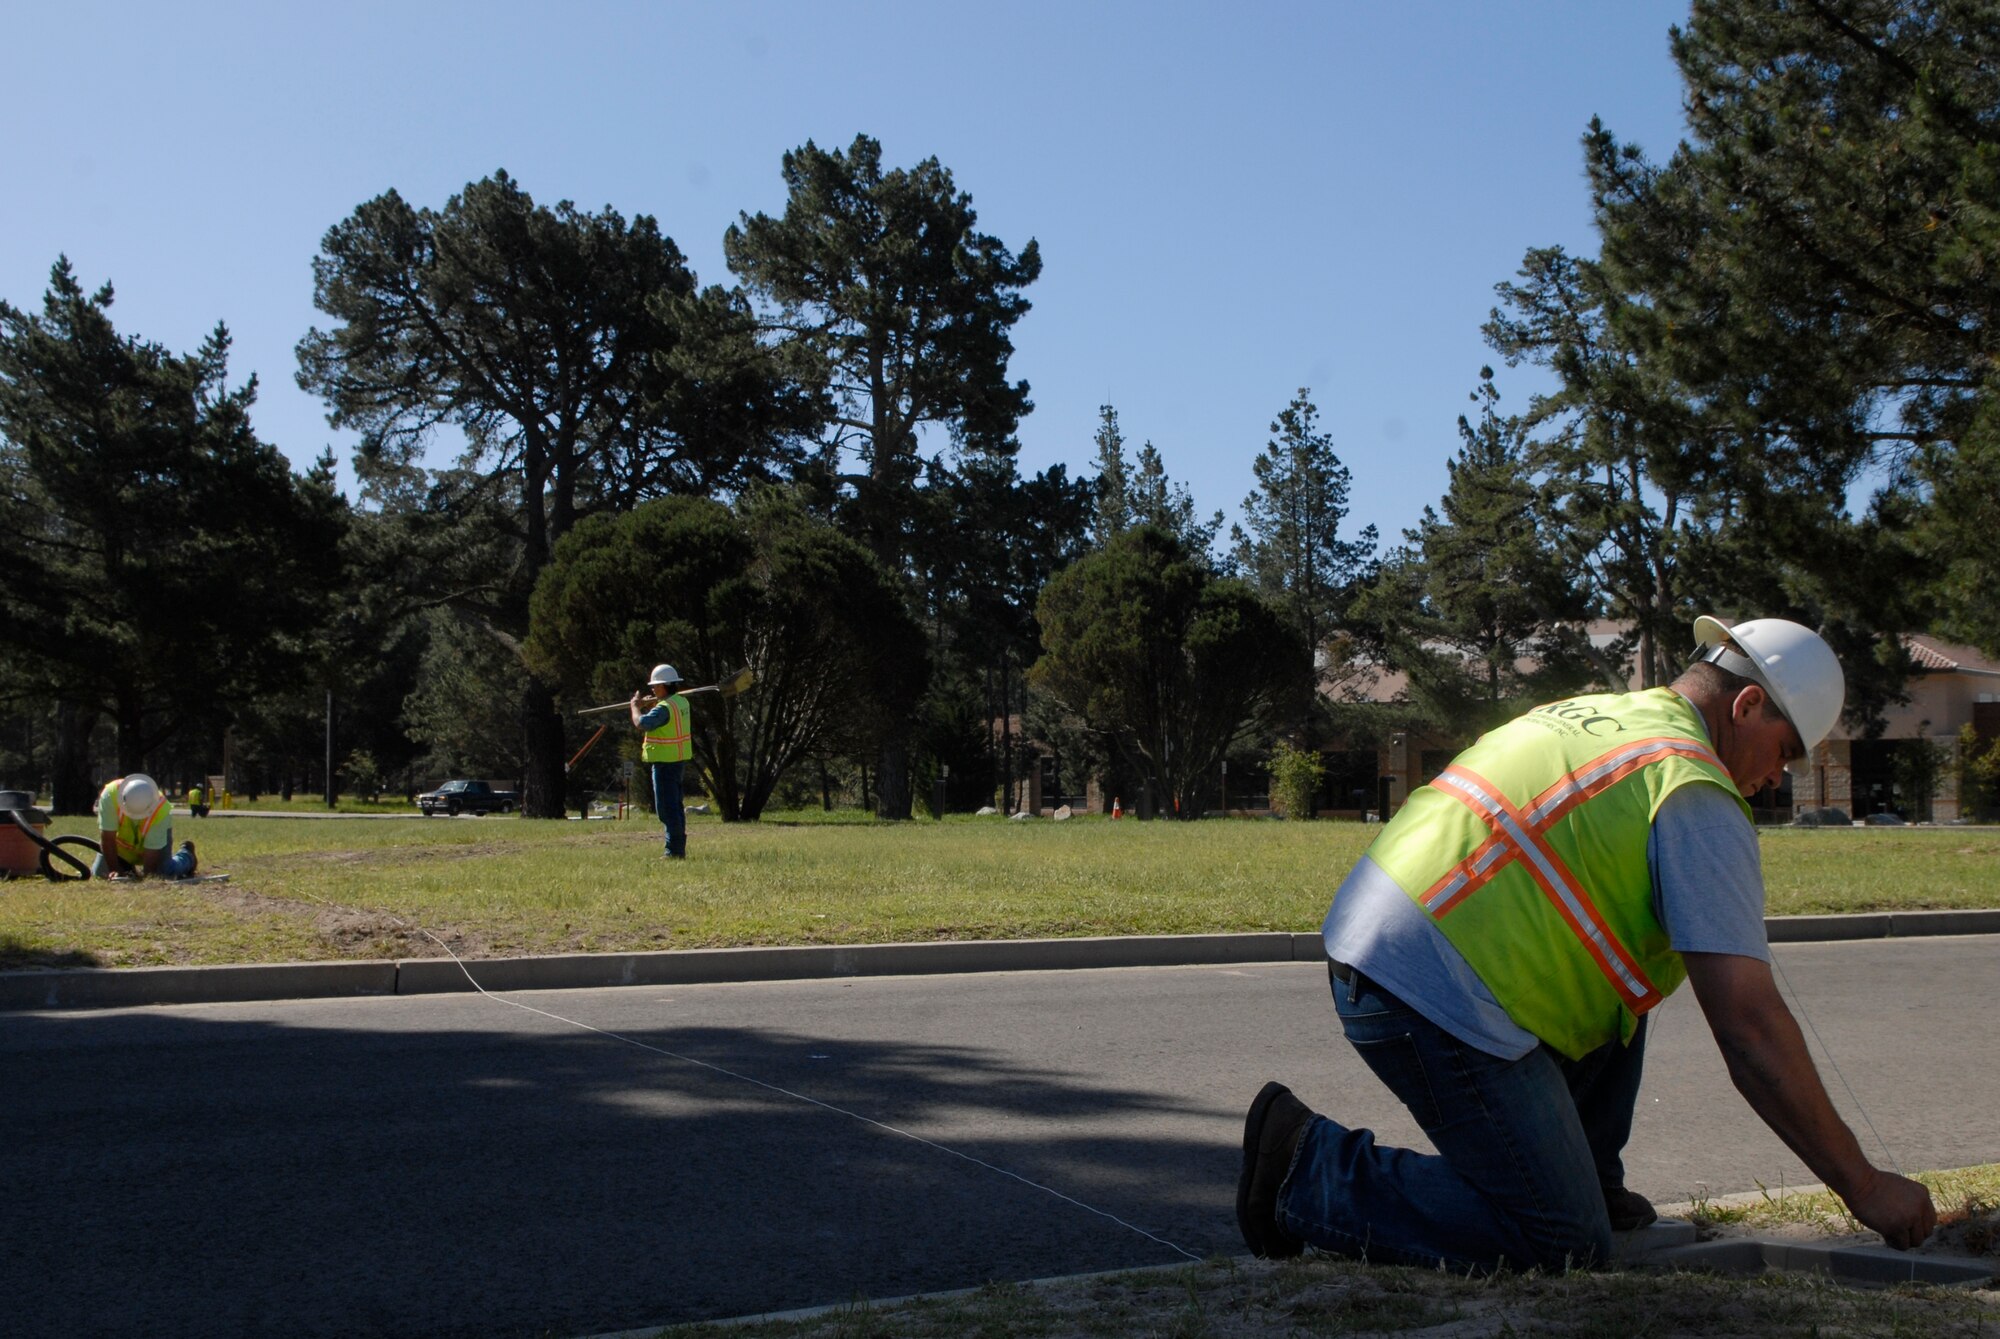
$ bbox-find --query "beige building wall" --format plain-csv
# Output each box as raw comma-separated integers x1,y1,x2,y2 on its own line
1790,637,2000,823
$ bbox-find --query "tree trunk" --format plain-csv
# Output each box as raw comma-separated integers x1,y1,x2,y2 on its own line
519,676,568,818
51,701,97,817
875,738,913,819
999,655,1013,813
115,696,143,776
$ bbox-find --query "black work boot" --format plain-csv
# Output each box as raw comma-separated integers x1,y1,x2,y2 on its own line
1604,1186,1658,1231
1237,1081,1313,1258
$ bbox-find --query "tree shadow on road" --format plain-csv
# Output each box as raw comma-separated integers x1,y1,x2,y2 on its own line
0,999,1239,1339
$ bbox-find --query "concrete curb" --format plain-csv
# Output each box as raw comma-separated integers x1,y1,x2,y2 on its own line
5,913,1999,1011
1763,907,2000,942
0,959,399,1011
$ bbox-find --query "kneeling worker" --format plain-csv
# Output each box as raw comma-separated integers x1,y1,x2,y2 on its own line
631,664,693,859
96,773,197,879
1237,615,1935,1271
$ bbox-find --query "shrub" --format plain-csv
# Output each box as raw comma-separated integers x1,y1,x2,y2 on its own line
1268,742,1325,820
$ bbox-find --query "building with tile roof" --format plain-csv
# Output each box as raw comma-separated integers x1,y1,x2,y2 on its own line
1799,636,2000,823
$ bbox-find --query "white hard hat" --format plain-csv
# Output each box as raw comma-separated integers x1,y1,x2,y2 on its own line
1693,615,1846,750
118,774,162,817
648,663,681,687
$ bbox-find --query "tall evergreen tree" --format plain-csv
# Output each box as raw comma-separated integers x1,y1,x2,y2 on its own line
1350,371,1600,736
1033,526,1303,819
1566,0,2000,668
1485,246,1723,688
298,172,803,816
909,454,1091,811
1130,441,1223,556
1088,404,1132,545
1231,388,1377,694
1085,405,1221,556
725,134,1043,816
0,259,346,810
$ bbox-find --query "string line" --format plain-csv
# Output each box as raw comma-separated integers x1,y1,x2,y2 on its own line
303,890,1201,1263
1770,947,1900,1175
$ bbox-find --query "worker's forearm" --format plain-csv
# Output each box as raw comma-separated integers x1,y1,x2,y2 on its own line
1715,1012,1874,1199
99,831,122,875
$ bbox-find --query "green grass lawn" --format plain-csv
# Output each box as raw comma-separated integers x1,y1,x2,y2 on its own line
2,814,1995,969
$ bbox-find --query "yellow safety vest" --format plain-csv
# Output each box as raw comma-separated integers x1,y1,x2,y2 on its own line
97,778,168,865
640,695,693,763
1364,689,1749,1060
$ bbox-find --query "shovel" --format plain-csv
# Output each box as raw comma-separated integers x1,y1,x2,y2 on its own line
574,666,754,715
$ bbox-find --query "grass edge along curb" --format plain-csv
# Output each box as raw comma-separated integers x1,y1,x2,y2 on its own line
6,908,2000,1010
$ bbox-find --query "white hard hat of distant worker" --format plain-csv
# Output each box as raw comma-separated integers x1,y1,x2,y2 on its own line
648,664,682,687
118,773,163,817
1692,615,1846,751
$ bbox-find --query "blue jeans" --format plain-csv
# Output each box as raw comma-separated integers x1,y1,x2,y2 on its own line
650,762,686,856
1276,963,1646,1272
94,839,196,879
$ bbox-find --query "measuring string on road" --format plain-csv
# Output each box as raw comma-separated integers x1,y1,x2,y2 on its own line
1769,947,1900,1175
299,890,1202,1264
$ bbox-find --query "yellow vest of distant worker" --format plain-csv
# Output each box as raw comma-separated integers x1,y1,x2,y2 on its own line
96,778,168,865
1366,688,1749,1060
641,695,693,763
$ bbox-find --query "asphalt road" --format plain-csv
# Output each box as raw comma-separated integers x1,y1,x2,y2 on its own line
5,935,1996,1338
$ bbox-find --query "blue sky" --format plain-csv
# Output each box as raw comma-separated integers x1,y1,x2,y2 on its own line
5,1,1693,548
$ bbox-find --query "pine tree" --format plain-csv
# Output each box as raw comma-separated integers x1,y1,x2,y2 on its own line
1232,388,1377,685
0,259,346,807
1089,404,1131,544
725,134,1042,816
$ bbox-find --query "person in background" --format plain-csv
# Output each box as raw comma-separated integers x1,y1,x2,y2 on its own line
96,773,196,879
630,663,693,859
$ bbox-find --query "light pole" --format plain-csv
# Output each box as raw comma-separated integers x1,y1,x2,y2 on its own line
324,690,335,810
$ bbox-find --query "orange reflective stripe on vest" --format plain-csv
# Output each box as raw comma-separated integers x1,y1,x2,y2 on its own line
641,695,692,763
1419,734,1728,1017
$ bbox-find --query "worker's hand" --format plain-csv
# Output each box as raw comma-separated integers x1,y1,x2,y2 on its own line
1845,1168,1936,1249
629,689,644,706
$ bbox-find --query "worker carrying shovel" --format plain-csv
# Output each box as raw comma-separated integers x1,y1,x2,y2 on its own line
96,773,197,880
631,664,693,859
1237,614,1936,1270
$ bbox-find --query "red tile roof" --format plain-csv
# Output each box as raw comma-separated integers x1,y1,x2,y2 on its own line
1905,636,2000,675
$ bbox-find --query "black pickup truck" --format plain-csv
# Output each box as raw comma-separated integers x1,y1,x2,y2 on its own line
416,780,519,816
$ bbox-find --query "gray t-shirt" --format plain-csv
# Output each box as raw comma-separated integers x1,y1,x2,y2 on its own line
1322,714,1768,1060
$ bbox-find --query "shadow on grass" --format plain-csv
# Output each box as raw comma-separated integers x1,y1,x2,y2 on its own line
0,933,100,969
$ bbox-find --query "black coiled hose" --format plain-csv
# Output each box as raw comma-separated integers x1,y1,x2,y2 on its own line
3,808,97,881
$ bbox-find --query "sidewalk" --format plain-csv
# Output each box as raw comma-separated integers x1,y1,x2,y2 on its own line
6,909,2000,1011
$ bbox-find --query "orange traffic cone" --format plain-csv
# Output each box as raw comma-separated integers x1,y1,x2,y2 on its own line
1111,796,1122,819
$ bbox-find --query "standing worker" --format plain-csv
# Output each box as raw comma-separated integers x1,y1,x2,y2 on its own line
95,773,197,879
631,664,693,859
1236,615,1936,1271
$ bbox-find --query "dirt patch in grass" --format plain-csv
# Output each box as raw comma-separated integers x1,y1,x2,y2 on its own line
175,883,427,959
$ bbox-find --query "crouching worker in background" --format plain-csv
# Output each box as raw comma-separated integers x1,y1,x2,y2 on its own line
96,773,197,880
1235,615,1935,1272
